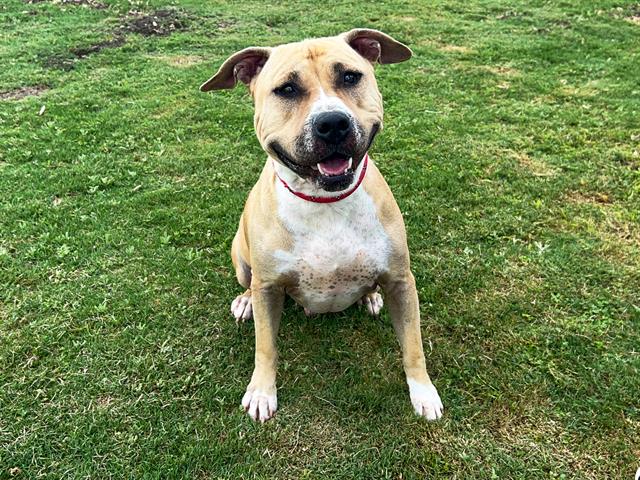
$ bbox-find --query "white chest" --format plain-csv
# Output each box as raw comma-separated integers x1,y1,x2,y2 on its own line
274,184,391,313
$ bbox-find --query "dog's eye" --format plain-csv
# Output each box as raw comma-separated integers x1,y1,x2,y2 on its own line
343,71,362,86
274,82,299,98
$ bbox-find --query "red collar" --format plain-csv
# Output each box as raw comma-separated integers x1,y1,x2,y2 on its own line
275,153,369,203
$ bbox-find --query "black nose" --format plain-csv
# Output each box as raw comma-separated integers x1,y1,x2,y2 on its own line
313,111,351,144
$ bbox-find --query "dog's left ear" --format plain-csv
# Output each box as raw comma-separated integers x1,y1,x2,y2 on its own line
341,28,412,64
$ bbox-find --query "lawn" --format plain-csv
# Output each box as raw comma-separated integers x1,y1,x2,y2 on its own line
1,0,639,478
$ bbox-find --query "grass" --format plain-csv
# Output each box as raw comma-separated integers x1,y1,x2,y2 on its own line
1,0,639,478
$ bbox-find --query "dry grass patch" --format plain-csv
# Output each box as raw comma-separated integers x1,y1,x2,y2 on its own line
561,190,639,266
482,65,520,77
557,80,600,98
488,411,610,480
152,54,204,68
438,44,474,54
515,152,557,178
504,150,558,178
565,190,613,206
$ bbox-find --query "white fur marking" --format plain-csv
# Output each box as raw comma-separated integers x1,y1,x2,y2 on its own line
310,88,352,116
299,88,364,155
407,378,443,420
274,183,390,313
231,294,252,322
242,388,277,422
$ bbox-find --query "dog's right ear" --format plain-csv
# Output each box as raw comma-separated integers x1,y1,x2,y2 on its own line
200,47,272,92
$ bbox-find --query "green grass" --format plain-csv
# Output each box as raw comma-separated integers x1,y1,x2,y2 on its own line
1,0,639,478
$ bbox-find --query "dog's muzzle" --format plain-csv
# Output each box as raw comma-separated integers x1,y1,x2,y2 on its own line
270,116,379,193
313,111,352,146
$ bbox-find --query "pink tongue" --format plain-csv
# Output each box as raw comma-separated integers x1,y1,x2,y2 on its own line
318,157,349,176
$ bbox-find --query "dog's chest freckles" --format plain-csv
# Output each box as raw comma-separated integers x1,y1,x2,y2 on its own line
274,187,390,313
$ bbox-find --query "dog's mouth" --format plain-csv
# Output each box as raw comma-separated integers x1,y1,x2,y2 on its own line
313,153,353,177
272,147,358,192
269,123,379,192
313,153,355,192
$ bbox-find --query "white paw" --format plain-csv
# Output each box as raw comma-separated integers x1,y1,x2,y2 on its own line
231,293,252,322
241,387,277,422
408,379,443,421
359,292,383,316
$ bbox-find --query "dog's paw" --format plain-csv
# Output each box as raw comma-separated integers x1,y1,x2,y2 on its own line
358,292,383,316
241,386,277,422
231,291,252,322
408,379,443,421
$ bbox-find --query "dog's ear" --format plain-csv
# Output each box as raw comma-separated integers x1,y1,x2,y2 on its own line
200,47,272,92
341,28,412,64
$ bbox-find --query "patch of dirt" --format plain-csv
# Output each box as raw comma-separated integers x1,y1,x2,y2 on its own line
60,0,107,8
533,19,572,35
496,10,526,20
43,53,77,71
95,395,115,410
120,9,188,36
70,36,125,58
24,0,107,7
551,19,572,29
482,65,520,76
42,8,191,71
618,4,640,24
626,15,640,24
44,36,125,70
214,19,234,29
0,85,49,101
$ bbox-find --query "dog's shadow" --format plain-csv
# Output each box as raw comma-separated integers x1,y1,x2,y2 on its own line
242,296,414,420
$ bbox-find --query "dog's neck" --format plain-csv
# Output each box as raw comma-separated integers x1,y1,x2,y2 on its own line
272,153,368,203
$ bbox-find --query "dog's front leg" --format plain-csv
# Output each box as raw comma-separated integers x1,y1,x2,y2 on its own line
241,281,284,422
382,272,444,420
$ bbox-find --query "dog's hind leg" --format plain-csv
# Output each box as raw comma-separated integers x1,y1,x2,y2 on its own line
358,290,383,316
231,218,252,289
231,219,253,322
231,289,253,322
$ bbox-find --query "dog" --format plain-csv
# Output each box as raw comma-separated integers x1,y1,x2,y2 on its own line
201,28,443,422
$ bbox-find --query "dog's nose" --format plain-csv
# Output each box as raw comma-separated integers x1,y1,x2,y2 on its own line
313,111,351,144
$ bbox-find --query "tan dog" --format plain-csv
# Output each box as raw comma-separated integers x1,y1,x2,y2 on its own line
201,29,443,422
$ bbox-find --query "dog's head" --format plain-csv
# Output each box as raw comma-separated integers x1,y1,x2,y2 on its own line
201,29,411,192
